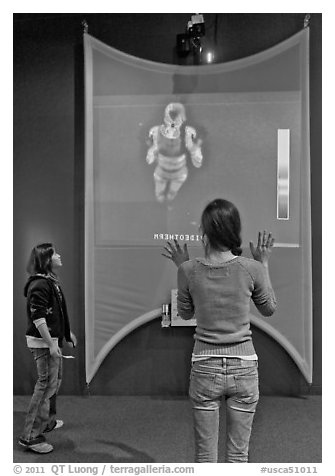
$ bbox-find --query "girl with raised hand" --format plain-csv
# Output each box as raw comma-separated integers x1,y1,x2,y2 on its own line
163,198,276,463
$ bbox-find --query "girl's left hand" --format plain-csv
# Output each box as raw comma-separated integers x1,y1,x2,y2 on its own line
162,239,189,267
69,331,77,348
249,231,275,266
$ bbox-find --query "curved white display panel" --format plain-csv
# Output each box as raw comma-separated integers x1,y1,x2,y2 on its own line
84,29,312,384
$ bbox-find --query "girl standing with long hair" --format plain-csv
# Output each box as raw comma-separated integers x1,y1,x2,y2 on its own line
163,198,277,463
18,243,76,454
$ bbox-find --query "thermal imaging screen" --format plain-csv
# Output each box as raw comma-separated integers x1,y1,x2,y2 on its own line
93,93,300,248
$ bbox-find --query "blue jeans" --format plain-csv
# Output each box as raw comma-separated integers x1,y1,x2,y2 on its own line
189,357,259,463
21,348,62,442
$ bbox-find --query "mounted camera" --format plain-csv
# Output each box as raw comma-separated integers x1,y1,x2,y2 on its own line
187,14,205,38
176,14,211,64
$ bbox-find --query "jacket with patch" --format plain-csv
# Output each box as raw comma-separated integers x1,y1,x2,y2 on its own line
24,274,72,347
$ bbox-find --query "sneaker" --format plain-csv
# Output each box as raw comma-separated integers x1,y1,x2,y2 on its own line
54,419,64,430
44,419,64,433
18,438,53,454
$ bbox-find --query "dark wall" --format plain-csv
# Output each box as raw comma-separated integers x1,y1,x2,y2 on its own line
13,13,322,396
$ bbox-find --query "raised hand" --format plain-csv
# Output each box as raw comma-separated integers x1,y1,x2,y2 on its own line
162,239,189,267
249,231,275,266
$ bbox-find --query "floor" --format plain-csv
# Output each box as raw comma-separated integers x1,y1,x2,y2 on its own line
13,395,322,463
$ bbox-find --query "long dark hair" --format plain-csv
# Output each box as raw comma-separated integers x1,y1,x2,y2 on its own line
26,243,55,275
200,198,242,256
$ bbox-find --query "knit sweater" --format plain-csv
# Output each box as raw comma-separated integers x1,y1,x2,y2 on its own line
177,256,277,357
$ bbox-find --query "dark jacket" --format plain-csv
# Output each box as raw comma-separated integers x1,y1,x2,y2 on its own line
24,274,73,347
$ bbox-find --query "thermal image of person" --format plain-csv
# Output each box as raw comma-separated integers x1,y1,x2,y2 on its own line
146,102,203,202
162,198,277,463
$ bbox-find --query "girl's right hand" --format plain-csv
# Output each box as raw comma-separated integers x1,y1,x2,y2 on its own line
249,231,275,266
50,342,62,359
162,239,189,267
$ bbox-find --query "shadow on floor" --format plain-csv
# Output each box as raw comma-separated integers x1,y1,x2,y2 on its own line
14,411,155,463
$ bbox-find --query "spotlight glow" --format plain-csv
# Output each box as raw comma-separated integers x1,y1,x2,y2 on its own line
206,51,214,63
